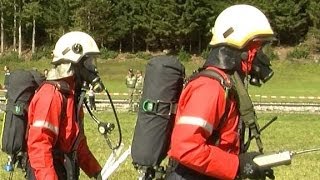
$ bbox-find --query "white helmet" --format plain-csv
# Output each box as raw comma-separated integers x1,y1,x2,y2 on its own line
209,4,274,49
52,31,100,64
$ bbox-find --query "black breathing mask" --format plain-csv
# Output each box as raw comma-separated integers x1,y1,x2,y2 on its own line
249,50,274,87
78,56,105,93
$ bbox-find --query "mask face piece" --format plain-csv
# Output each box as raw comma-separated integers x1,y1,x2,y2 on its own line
249,50,274,86
78,56,105,93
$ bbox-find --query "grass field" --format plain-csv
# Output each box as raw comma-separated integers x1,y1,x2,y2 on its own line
0,55,319,179
0,56,320,99
0,112,319,180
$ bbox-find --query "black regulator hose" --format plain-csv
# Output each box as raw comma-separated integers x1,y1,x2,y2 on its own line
84,86,122,151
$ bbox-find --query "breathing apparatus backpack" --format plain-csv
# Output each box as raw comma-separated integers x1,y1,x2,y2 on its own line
131,55,232,179
0,69,68,172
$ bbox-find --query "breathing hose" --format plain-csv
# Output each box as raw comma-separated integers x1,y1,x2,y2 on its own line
84,85,122,151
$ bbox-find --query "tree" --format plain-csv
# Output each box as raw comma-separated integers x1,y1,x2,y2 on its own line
306,0,320,53
0,0,4,54
13,0,17,51
39,0,72,42
22,0,43,54
72,0,114,48
244,0,310,45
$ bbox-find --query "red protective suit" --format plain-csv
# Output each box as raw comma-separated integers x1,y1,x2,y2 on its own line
27,77,101,180
168,67,240,180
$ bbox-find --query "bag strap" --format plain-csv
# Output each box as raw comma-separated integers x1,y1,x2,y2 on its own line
190,68,234,145
187,68,233,89
231,71,263,153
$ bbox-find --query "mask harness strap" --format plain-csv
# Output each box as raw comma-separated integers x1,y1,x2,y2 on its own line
232,71,264,153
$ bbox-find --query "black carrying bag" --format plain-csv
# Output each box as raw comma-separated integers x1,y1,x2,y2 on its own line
1,69,45,155
131,55,185,167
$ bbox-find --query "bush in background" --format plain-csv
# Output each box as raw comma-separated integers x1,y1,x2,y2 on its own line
135,51,153,60
287,45,310,60
263,45,279,60
178,48,191,62
100,48,119,60
201,47,211,60
0,51,23,63
32,47,53,61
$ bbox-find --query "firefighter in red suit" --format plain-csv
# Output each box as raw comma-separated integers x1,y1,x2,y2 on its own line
167,4,276,180
26,31,104,180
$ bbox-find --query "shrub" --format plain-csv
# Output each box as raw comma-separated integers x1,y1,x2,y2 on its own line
135,51,152,60
201,48,211,60
263,45,279,60
0,51,22,63
304,27,320,54
32,47,53,61
287,46,310,59
178,48,191,62
100,48,118,60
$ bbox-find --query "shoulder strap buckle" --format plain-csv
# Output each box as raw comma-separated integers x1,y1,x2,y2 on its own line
142,99,177,117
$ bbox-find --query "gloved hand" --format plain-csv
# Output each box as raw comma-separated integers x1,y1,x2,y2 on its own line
91,171,102,180
238,152,275,180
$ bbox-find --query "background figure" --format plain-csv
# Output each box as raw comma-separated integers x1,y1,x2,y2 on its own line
133,70,144,111
125,68,137,112
3,66,10,90
88,85,96,111
43,68,49,78
3,66,10,98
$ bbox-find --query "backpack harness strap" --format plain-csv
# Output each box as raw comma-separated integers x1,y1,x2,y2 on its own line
188,68,233,90
187,68,233,130
231,71,264,153
142,69,233,119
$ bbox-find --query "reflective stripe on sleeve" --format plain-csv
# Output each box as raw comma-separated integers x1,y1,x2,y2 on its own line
177,116,213,133
32,120,59,135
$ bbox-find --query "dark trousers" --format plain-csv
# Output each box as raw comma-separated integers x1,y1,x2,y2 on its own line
89,96,96,110
26,153,79,180
166,160,217,180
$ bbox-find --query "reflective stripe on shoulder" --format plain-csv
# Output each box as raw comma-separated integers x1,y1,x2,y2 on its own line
32,120,59,135
177,116,213,133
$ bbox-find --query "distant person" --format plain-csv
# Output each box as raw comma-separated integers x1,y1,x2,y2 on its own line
3,65,10,90
88,84,97,111
3,66,10,98
133,70,144,111
125,68,137,112
43,68,49,78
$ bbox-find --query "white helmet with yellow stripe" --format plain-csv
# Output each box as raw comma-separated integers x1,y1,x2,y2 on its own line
209,4,274,49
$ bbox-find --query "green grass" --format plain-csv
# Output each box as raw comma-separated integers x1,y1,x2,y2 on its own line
248,61,320,100
1,112,320,179
1,57,319,100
